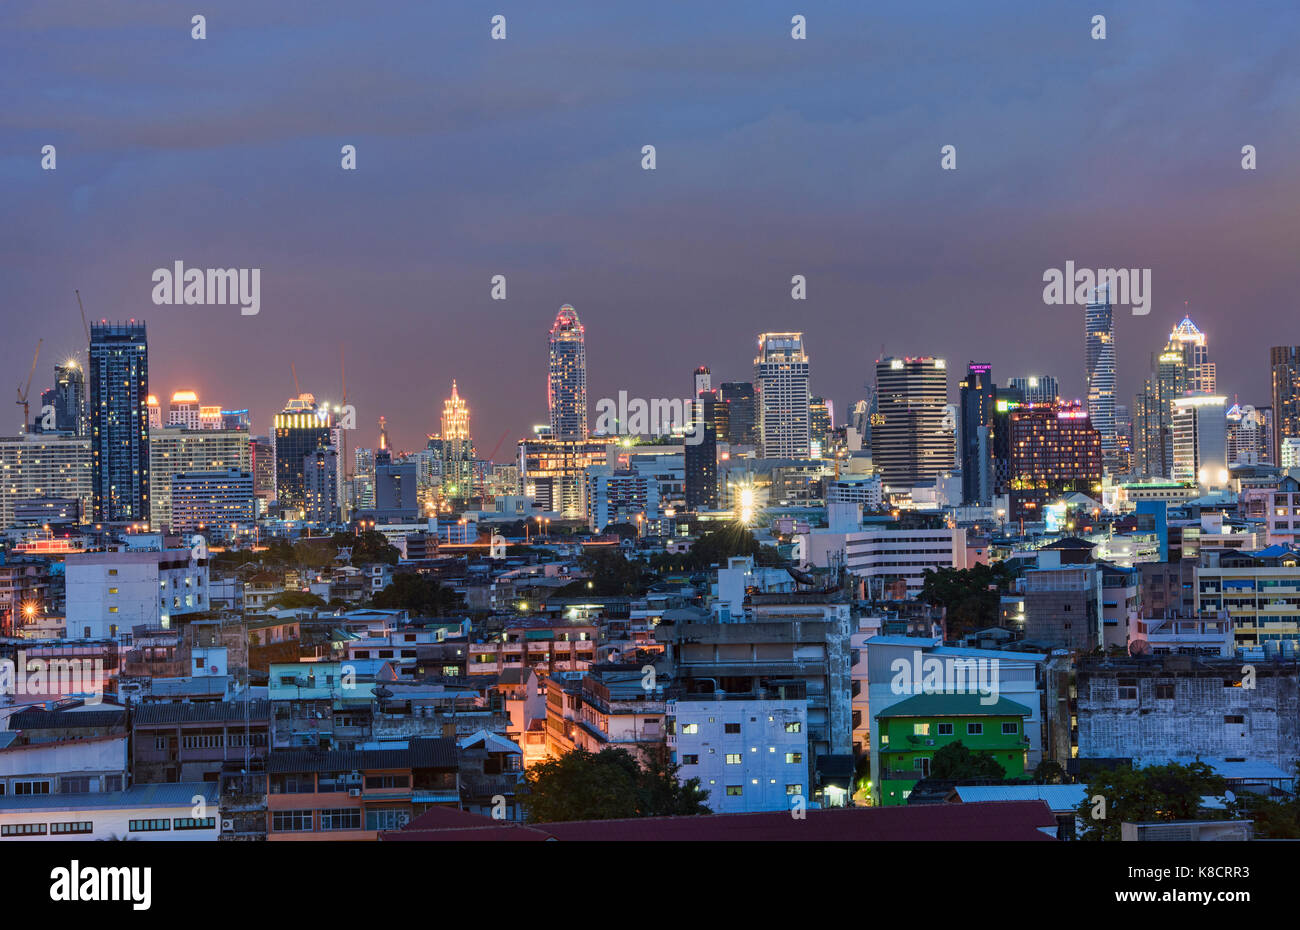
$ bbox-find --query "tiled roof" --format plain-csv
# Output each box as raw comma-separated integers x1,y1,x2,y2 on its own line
8,708,126,731
133,700,271,725
878,693,1032,719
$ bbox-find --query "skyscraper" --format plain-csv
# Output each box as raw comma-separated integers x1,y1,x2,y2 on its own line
39,361,86,436
1133,338,1189,478
719,382,757,447
1271,346,1300,465
1007,375,1059,406
871,356,954,489
273,394,333,514
809,396,832,457
1008,402,1103,520
438,380,475,499
959,363,995,505
754,332,811,459
89,321,150,523
548,305,588,440
1085,284,1118,472
1171,394,1228,489
684,391,718,511
1169,316,1216,393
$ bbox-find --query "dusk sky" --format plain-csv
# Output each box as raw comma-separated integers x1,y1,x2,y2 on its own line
4,0,1299,455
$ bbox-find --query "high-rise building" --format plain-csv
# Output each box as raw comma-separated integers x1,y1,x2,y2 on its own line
39,361,87,436
809,396,832,457
1226,403,1271,467
0,434,93,529
1171,394,1228,489
1007,402,1103,520
518,435,616,518
146,395,162,430
170,468,255,540
719,382,757,447
168,390,202,430
273,394,333,514
1133,338,1190,478
548,305,588,441
1007,376,1059,406
89,321,150,524
1169,316,1216,393
959,363,995,505
754,332,811,459
1085,284,1118,472
303,447,340,524
1271,346,1300,466
436,380,475,499
870,356,953,489
693,366,712,399
684,393,718,511
148,426,252,531
251,436,276,503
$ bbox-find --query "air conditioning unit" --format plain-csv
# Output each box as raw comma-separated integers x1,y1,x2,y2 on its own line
221,819,234,831
348,788,362,797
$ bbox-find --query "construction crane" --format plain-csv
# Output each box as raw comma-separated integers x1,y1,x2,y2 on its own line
16,339,43,433
74,290,91,343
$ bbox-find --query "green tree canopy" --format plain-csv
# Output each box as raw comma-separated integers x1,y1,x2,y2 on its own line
917,562,1020,639
1076,761,1229,841
334,530,400,566
369,572,463,615
929,740,1007,781
268,591,327,610
521,747,709,823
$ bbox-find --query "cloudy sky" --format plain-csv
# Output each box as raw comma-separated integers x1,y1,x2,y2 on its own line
3,0,1299,453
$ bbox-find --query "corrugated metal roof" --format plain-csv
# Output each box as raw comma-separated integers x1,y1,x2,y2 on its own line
879,693,1032,718
266,737,458,773
0,781,218,813
133,700,271,725
954,784,1086,809
8,709,125,730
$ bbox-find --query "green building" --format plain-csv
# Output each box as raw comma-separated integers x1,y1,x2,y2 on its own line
875,693,1031,806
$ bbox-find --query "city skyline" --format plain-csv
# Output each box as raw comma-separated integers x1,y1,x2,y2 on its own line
5,1,1299,452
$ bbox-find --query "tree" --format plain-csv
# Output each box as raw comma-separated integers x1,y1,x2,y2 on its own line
929,740,1006,781
293,540,336,571
602,522,640,540
1032,759,1066,785
334,530,399,566
1076,761,1229,841
559,548,651,597
370,572,463,615
688,525,761,569
917,562,1020,639
521,747,709,823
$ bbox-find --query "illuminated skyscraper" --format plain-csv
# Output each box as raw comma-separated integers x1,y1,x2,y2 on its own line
39,360,86,436
1085,284,1118,471
168,390,202,430
548,305,588,440
1133,338,1189,478
959,363,995,505
871,356,953,489
89,321,150,523
1271,346,1300,465
273,394,332,513
1172,394,1228,489
754,332,811,459
1169,315,1216,393
438,380,475,498
1007,375,1058,406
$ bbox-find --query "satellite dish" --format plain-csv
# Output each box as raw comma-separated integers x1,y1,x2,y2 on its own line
1128,639,1152,657
1224,789,1237,804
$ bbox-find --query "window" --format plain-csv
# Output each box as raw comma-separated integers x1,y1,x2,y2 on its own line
784,722,802,733
681,723,699,735
50,822,93,835
1118,678,1138,700
271,810,313,832
786,784,803,795
913,723,930,736
1155,683,1174,700
785,752,802,764
13,780,50,796
365,809,411,831
319,809,362,831
364,774,410,790
270,774,315,794
725,786,743,796
1002,722,1018,735
108,587,118,594
680,754,699,765
937,723,954,736
1225,715,1244,724
1,823,46,836
129,819,170,832
966,723,983,736
724,723,741,734
725,753,742,765
60,776,93,793
173,818,216,831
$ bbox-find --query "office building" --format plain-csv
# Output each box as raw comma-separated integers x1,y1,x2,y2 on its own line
170,468,255,539
1171,394,1228,489
148,426,251,531
39,360,87,436
959,362,995,505
871,356,953,489
754,332,811,459
273,394,333,513
168,391,202,430
1008,375,1059,406
517,435,615,518
1271,346,1300,466
548,305,588,440
1084,284,1118,471
88,321,150,524
303,447,341,524
0,434,93,530
719,382,758,447
684,393,718,511
1169,315,1216,393
1008,402,1103,521
1133,339,1189,478
585,466,661,531
65,543,210,639
809,396,832,457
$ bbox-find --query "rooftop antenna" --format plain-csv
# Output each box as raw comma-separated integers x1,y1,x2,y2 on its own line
290,362,301,397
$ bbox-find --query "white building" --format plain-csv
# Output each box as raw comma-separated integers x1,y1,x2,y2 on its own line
0,434,92,530
0,782,219,841
1171,394,1228,489
667,698,809,813
799,527,968,596
65,544,210,640
169,468,255,539
754,332,811,459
